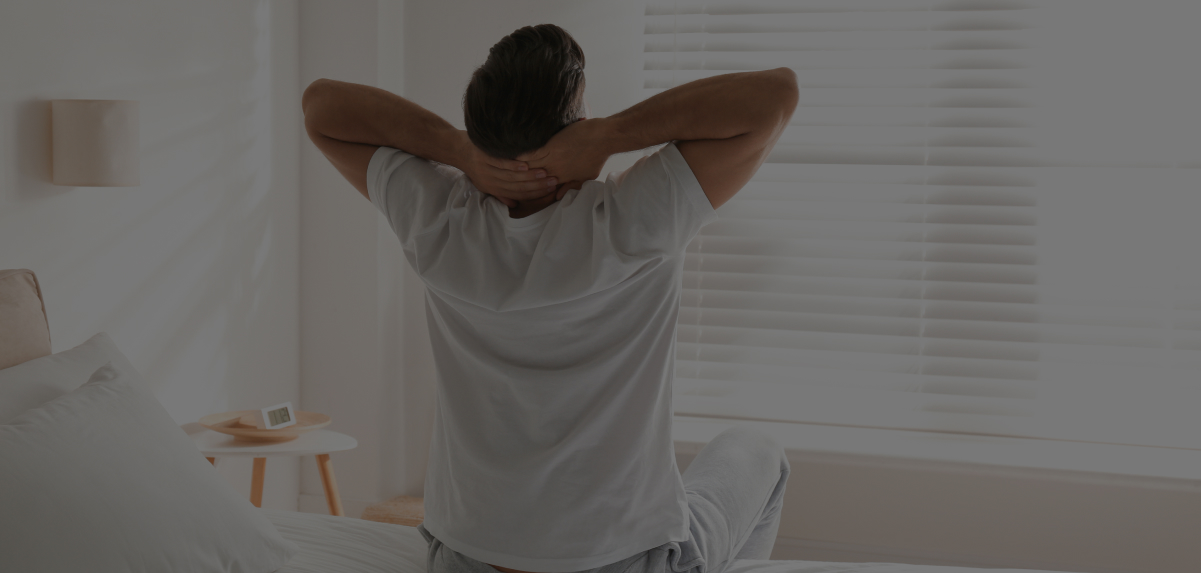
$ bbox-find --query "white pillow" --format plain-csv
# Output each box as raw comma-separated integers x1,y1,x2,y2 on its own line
0,361,299,572
0,332,139,424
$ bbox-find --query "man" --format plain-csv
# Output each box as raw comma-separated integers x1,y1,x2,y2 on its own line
303,23,797,573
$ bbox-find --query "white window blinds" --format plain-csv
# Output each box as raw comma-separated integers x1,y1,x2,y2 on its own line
648,0,1201,451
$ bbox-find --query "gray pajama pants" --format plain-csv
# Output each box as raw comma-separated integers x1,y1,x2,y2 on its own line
418,426,791,573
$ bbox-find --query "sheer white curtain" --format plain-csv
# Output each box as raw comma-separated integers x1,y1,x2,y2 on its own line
648,0,1201,451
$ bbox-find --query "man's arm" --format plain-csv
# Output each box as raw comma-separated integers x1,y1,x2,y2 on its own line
301,79,556,204
520,68,799,209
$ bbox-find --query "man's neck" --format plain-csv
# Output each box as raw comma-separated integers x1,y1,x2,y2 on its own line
506,181,575,218
507,196,556,219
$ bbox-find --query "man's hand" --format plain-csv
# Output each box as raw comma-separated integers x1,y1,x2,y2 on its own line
516,119,614,200
520,68,798,209
455,132,562,208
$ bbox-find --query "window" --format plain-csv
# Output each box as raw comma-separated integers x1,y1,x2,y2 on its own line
648,0,1201,451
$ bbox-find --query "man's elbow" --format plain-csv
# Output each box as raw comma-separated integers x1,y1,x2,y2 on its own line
301,78,335,117
746,68,797,135
768,67,799,118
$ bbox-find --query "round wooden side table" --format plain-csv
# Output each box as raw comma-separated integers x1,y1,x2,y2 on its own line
189,428,357,516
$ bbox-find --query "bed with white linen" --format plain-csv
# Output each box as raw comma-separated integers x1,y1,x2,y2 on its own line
0,268,1066,573
263,505,1049,573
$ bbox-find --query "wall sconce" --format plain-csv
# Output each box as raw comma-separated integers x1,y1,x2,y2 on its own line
51,99,140,187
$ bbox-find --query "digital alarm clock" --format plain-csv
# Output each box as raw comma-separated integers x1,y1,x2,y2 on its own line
252,401,298,430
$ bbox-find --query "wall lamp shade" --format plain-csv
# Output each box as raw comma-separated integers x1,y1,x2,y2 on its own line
51,99,140,187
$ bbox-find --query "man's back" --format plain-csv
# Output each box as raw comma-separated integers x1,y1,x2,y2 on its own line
302,19,797,569
367,142,716,572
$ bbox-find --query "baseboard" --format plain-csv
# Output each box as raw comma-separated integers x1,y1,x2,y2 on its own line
297,493,374,521
770,536,1121,573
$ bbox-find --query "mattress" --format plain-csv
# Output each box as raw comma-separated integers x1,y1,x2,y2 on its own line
262,509,1061,573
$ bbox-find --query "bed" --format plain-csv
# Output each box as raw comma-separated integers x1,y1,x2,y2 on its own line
260,508,1053,573
0,268,1066,573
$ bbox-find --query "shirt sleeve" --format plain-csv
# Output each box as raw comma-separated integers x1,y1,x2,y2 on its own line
605,141,719,257
367,146,455,251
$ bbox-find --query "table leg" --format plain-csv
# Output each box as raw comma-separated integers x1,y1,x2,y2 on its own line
315,453,344,517
206,457,216,466
250,457,266,508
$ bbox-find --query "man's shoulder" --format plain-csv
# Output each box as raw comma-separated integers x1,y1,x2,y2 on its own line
377,149,471,193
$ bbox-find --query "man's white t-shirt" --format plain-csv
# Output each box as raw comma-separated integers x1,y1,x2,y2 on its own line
366,142,718,572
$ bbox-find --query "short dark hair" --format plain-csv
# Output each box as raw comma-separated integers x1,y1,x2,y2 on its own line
463,24,586,159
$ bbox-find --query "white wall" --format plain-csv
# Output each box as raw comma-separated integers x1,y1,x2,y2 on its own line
295,0,424,517
296,0,389,516
0,0,302,509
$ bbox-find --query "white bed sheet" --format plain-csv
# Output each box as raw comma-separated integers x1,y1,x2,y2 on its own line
262,509,1064,573
264,508,427,573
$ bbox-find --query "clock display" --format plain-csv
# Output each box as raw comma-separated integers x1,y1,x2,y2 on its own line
253,401,297,430
268,408,291,426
